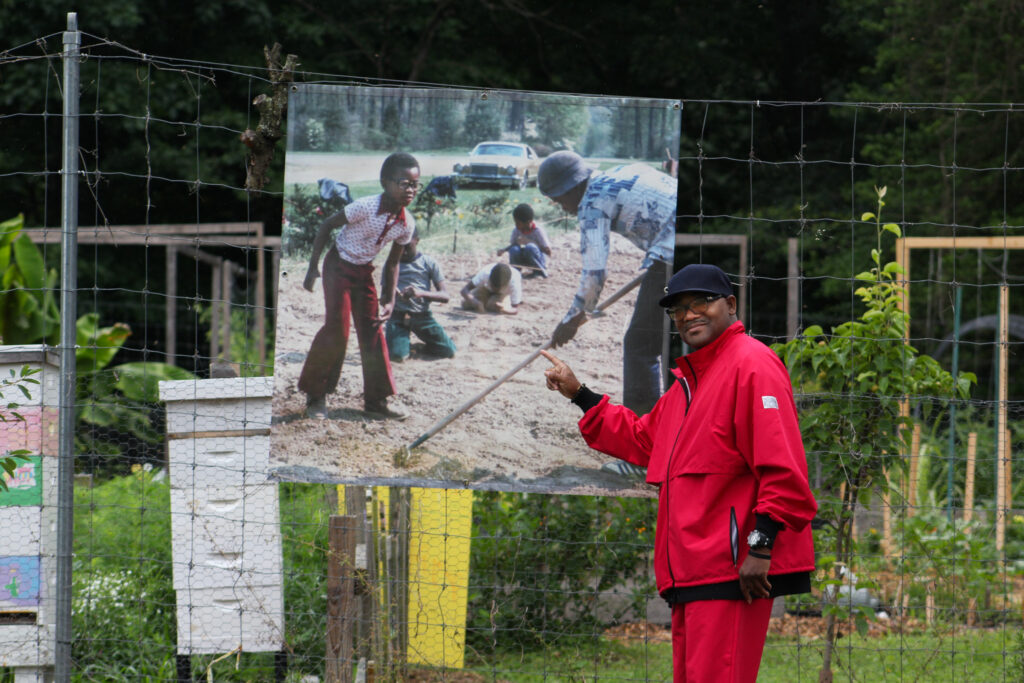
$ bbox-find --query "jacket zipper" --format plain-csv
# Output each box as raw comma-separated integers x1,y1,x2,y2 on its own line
663,362,696,587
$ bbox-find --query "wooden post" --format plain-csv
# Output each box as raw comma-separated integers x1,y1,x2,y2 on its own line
1005,428,1013,513
166,246,177,366
787,237,799,340
996,285,1008,552
369,490,386,677
344,487,371,661
256,221,267,368
388,488,410,679
882,468,893,555
326,515,359,683
925,581,936,625
221,261,233,361
963,432,977,524
210,261,222,361
908,424,922,515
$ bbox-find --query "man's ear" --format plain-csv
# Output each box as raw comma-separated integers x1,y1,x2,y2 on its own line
727,294,738,316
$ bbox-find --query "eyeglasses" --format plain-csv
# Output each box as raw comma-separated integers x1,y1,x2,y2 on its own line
390,179,421,191
665,294,725,318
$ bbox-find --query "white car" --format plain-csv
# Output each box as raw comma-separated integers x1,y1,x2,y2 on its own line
453,141,540,190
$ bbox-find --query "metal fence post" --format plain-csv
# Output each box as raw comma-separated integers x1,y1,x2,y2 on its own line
55,11,81,683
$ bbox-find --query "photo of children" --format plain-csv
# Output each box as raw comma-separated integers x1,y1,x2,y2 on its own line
271,85,680,495
496,203,551,278
387,229,457,363
298,152,419,421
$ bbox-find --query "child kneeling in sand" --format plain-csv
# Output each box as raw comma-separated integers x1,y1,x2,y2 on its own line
460,263,521,315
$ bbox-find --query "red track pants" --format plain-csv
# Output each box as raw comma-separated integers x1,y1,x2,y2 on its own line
298,248,396,404
671,598,773,682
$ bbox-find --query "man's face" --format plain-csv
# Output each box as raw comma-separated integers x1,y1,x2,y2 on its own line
668,292,737,350
550,181,586,214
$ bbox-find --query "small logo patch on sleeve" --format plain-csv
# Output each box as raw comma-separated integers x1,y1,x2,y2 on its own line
762,396,779,409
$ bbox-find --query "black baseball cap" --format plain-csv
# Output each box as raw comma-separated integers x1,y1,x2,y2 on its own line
658,264,734,307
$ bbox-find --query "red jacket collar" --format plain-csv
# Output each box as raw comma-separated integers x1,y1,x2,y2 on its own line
672,319,746,378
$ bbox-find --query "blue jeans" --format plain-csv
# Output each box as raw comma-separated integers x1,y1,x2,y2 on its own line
622,260,668,416
386,311,457,360
508,243,547,273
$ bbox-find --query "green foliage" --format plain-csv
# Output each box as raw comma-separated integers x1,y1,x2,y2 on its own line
0,214,60,345
411,185,458,234
897,502,1001,622
195,304,275,377
775,187,973,516
773,186,975,678
467,492,657,651
68,477,336,681
526,97,590,149
462,101,502,144
74,312,195,463
70,468,177,680
282,184,328,257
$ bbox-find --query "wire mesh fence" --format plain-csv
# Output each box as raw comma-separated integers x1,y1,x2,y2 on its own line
0,18,1022,683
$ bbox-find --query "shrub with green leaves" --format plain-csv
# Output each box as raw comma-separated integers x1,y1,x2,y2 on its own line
772,186,975,680
467,491,657,651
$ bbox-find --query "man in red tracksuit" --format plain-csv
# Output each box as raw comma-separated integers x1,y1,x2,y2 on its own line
542,263,817,682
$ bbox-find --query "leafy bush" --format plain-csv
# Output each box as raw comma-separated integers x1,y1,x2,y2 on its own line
773,186,974,679
467,491,657,651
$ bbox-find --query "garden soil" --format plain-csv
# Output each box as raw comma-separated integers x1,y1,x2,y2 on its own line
270,230,659,497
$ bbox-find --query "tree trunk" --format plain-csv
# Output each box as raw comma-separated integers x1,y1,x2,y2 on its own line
819,469,861,682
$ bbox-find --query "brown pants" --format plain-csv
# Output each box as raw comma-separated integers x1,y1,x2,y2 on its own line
298,249,396,404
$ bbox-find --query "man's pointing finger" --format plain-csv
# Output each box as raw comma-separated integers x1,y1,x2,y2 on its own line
539,350,562,367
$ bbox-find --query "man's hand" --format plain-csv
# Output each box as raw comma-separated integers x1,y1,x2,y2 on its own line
738,553,772,604
378,300,395,322
302,266,320,292
540,350,582,399
551,311,587,348
399,285,420,301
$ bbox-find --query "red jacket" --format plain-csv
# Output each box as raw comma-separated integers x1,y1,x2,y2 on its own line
579,321,817,598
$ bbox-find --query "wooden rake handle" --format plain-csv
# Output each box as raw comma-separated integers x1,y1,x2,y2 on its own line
405,271,647,451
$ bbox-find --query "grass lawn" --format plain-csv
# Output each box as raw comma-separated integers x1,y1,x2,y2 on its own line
461,629,1021,682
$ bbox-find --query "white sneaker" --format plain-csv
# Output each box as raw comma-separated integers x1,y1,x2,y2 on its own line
600,461,646,479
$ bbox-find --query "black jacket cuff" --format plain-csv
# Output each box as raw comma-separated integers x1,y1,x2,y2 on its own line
571,386,602,413
755,513,783,543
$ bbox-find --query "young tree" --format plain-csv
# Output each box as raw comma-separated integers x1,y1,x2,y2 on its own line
773,186,974,682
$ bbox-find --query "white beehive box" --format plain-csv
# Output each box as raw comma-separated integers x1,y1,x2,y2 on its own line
169,484,283,590
0,625,54,667
167,435,271,490
175,583,284,655
160,377,273,435
159,376,284,655
0,345,60,678
0,346,60,407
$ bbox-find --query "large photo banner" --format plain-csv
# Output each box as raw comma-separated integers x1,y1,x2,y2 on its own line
272,85,680,495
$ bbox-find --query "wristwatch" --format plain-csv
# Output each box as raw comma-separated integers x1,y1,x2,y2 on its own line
747,529,773,551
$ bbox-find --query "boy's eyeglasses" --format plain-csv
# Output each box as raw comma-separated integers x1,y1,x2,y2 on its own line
665,294,725,318
391,179,421,191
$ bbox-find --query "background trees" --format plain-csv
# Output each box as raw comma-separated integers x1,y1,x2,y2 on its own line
1,0,1021,390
